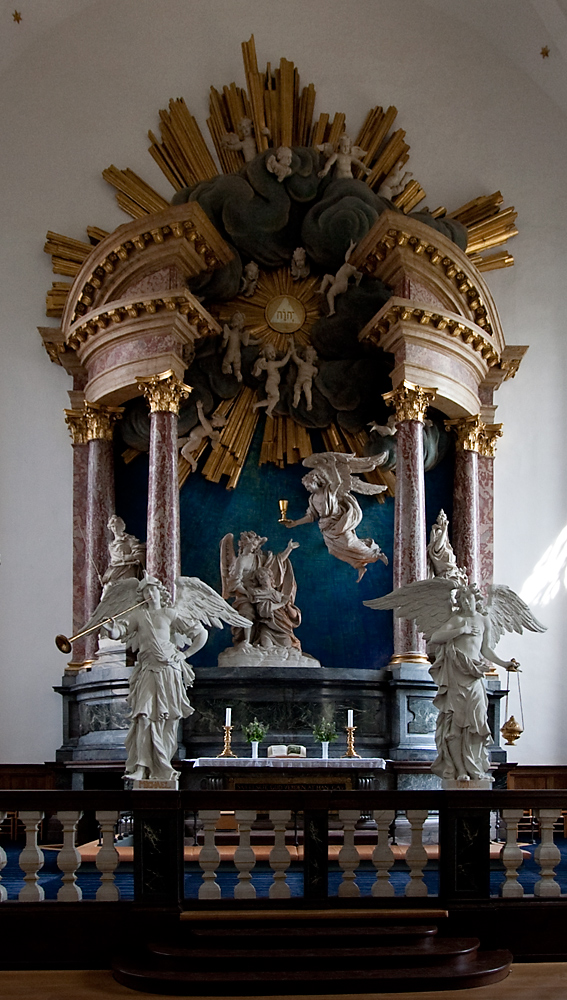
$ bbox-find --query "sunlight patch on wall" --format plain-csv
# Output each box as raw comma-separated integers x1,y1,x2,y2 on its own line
520,524,567,606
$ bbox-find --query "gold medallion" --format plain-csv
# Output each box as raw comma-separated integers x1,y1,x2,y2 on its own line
265,294,305,334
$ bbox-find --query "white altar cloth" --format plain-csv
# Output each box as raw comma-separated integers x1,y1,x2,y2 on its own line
185,757,387,769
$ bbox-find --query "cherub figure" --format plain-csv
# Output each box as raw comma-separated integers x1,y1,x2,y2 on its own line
221,310,257,382
240,261,260,297
284,452,388,581
266,145,293,182
178,400,226,472
318,240,363,316
365,579,546,782
83,574,251,781
378,158,413,201
101,515,146,595
252,343,292,417
291,246,310,281
317,133,371,180
290,339,318,411
221,117,270,163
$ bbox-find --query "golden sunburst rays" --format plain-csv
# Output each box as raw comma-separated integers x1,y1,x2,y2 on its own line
214,269,321,354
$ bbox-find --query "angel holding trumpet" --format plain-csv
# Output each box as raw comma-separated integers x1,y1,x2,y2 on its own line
365,578,546,783
80,573,251,781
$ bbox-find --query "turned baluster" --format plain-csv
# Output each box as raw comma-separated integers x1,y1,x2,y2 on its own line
372,809,395,897
198,810,221,900
269,809,291,899
0,811,6,902
534,809,561,897
18,811,45,902
338,809,361,897
57,810,83,901
234,810,257,899
95,810,120,901
405,809,429,897
499,809,525,898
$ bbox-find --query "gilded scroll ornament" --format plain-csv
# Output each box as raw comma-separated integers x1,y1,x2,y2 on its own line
382,380,437,423
137,369,192,414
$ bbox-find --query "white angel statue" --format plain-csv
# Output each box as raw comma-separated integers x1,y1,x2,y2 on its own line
83,573,251,781
318,240,363,316
365,579,546,782
284,452,389,581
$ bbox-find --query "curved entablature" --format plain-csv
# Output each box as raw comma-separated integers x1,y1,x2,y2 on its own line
351,211,506,355
60,203,233,335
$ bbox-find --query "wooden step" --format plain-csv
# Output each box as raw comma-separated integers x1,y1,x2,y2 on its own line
113,947,512,995
190,922,440,941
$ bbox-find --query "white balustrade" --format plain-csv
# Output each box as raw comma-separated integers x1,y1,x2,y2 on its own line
57,810,83,902
499,809,525,898
404,809,429,897
234,810,257,899
338,809,361,897
95,810,120,902
269,810,291,899
372,809,395,897
198,810,221,900
0,811,7,902
18,811,45,902
534,809,562,898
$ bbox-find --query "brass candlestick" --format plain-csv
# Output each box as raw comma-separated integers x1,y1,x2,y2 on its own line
342,726,361,758
278,499,289,523
217,725,237,758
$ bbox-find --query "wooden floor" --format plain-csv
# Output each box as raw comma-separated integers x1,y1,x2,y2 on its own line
0,965,565,999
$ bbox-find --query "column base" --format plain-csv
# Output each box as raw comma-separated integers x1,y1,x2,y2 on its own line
389,652,430,666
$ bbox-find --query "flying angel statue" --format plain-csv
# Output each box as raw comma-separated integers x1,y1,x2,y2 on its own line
364,579,546,782
83,574,251,781
284,451,389,581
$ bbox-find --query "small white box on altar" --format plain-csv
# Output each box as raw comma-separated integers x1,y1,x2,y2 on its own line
267,744,307,758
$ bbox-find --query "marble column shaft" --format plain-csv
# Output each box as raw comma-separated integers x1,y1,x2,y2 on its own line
453,448,480,585
85,438,115,649
393,419,427,658
478,454,495,592
146,410,180,595
72,442,89,662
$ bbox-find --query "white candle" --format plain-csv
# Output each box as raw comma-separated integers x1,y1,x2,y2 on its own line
225,707,232,727
347,710,353,728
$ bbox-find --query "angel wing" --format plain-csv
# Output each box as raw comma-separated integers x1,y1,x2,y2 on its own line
364,577,458,642
351,145,367,159
485,584,546,645
219,533,237,600
173,576,252,634
304,452,387,498
302,452,342,495
82,578,141,632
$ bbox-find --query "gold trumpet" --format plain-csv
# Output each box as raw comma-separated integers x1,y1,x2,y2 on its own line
55,598,150,654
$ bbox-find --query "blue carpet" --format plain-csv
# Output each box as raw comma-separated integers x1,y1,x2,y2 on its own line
1,840,564,901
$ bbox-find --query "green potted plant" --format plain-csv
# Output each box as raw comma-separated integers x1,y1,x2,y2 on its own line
242,717,268,758
312,719,338,759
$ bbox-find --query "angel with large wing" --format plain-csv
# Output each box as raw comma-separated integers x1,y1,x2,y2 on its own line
364,579,546,782
85,573,251,781
284,452,389,581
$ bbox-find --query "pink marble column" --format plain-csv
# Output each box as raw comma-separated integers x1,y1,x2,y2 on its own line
146,410,180,593
383,381,437,664
137,371,191,597
453,448,480,585
83,404,123,659
478,454,494,592
64,409,89,663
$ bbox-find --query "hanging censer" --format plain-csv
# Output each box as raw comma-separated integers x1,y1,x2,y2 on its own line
500,659,524,745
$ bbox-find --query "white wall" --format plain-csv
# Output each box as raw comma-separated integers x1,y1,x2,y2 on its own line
1,0,565,764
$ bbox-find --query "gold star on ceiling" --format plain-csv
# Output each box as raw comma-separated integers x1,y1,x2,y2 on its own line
541,46,550,58
12,10,22,23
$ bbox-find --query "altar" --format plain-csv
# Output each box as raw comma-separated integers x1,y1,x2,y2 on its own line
183,755,389,791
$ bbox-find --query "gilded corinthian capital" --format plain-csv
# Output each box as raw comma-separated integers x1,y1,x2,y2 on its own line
64,408,89,446
444,414,484,452
83,402,124,441
136,369,192,414
382,380,437,423
479,422,503,458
